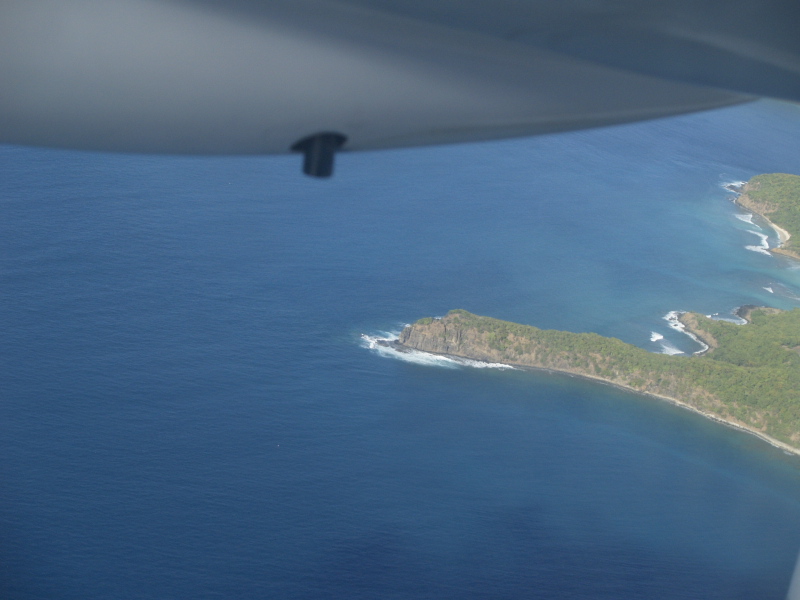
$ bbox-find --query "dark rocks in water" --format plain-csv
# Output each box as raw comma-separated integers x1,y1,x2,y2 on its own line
375,338,413,353
734,304,759,321
734,304,782,322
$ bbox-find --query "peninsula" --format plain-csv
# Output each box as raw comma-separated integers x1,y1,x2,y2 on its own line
730,173,800,260
390,308,800,454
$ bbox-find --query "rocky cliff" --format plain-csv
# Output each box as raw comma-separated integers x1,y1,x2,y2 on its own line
398,310,716,407
395,309,800,453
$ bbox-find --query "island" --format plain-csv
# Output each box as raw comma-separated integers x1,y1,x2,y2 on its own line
377,173,800,453
729,173,800,260
387,308,800,454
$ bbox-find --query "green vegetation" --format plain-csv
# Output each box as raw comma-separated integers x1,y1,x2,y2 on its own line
404,309,800,448
743,173,800,254
400,176,800,449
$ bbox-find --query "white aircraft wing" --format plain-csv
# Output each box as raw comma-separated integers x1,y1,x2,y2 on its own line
0,0,798,175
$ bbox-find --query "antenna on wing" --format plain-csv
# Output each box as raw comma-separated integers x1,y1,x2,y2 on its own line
291,132,347,178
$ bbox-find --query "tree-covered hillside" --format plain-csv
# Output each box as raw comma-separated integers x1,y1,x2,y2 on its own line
744,173,800,254
400,309,800,449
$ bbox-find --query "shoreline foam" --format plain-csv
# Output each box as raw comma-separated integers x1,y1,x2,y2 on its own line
731,185,799,259
664,310,710,354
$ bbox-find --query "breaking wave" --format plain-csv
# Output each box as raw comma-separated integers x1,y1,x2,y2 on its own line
722,180,746,193
360,333,515,370
659,341,684,355
745,230,771,255
735,213,760,228
663,311,709,354
648,331,682,353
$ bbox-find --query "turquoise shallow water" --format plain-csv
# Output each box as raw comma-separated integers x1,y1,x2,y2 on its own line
3,99,800,598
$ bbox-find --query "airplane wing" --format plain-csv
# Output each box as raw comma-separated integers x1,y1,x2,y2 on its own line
1,0,798,174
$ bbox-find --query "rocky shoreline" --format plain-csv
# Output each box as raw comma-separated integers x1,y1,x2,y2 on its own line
372,176,800,456
729,180,800,260
387,310,800,457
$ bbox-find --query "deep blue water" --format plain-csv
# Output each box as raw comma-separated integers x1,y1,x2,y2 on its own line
4,99,800,599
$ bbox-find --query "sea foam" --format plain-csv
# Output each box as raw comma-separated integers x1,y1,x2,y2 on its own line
735,213,760,228
361,333,515,370
722,180,746,194
745,230,771,255
649,331,683,354
663,311,709,354
659,341,684,355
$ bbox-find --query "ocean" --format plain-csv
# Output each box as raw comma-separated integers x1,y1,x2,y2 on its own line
3,99,800,599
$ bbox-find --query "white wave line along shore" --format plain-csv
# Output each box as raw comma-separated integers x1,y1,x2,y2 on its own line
735,213,760,228
745,230,772,255
663,311,709,354
361,333,515,370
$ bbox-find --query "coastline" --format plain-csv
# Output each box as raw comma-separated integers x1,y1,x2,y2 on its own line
385,338,800,457
385,170,800,458
733,186,800,260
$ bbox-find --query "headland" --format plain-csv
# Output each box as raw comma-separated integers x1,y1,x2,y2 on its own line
389,309,800,455
729,173,800,260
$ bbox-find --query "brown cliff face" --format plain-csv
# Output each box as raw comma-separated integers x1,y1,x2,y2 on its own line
677,313,719,352
399,317,496,362
399,313,600,372
397,311,723,414
399,314,550,366
394,311,800,455
737,182,776,217
400,313,636,381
